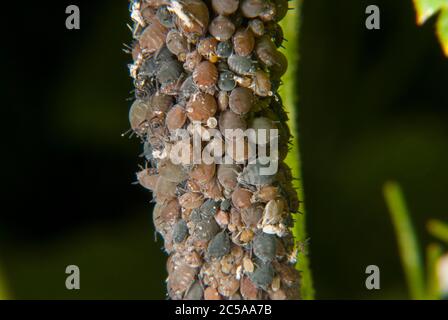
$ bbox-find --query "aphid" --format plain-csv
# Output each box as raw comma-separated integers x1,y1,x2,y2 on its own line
238,159,277,186
173,0,209,41
239,229,255,243
197,37,219,62
220,199,232,211
218,275,240,297
218,110,247,137
168,262,198,299
129,99,150,136
202,178,224,200
186,92,218,123
252,70,272,97
231,187,253,209
190,163,216,184
217,164,241,192
156,5,175,28
266,21,284,47
273,0,289,22
184,281,203,300
156,59,183,89
136,168,159,191
249,262,275,289
155,177,178,203
216,41,233,58
229,87,254,115
138,20,168,53
240,276,259,300
207,231,231,258
179,192,204,209
241,204,264,229
198,199,220,220
158,158,188,183
253,232,277,263
153,199,181,235
218,71,236,91
247,116,278,145
193,61,218,92
269,50,288,79
248,19,265,37
251,185,279,203
166,29,189,61
211,0,239,16
183,50,202,73
209,15,236,41
227,54,256,76
273,261,300,288
204,287,221,300
178,76,198,102
243,256,255,273
259,2,276,22
240,0,268,18
233,29,255,57
255,35,278,67
193,218,220,241
165,105,187,132
214,209,230,227
173,219,189,243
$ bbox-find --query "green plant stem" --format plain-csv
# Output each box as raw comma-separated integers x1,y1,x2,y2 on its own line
280,0,314,300
383,181,425,300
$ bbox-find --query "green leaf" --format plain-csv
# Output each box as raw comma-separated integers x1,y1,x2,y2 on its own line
436,8,448,56
426,243,443,299
413,0,447,24
427,219,448,244
383,181,426,300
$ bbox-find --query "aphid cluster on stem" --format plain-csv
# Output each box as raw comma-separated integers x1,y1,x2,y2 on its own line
128,0,300,300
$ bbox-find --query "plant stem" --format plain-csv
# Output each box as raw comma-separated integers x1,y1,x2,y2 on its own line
383,181,425,300
280,0,314,300
426,243,443,299
427,219,448,244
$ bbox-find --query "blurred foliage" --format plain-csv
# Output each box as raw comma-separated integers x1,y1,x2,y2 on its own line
413,0,448,56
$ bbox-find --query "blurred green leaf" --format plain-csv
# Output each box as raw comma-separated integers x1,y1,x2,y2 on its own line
427,219,448,243
0,266,9,300
426,243,443,299
413,0,448,56
383,181,426,300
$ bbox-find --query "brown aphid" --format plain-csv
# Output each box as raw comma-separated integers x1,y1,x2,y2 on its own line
228,208,242,233
241,204,264,229
255,35,278,67
202,178,224,200
218,275,240,297
165,105,187,132
158,158,188,183
155,177,178,203
190,163,216,185
240,0,267,18
252,70,272,96
259,2,276,22
139,20,168,53
193,61,218,92
129,99,150,136
218,110,247,139
174,0,209,41
248,19,265,37
197,37,219,62
211,0,239,16
217,164,241,192
209,15,236,41
269,50,288,79
273,261,301,288
252,185,279,203
232,187,253,209
204,287,222,300
153,199,181,234
273,0,289,22
233,29,255,56
136,168,159,191
229,87,254,115
215,209,230,227
149,92,174,114
240,276,260,300
166,29,189,61
168,263,198,299
184,50,202,72
186,92,217,123
217,90,229,111
179,192,204,209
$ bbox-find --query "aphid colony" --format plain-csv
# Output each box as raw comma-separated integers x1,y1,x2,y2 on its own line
128,0,300,300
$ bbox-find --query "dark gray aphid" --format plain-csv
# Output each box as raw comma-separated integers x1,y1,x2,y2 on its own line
228,54,256,76
220,199,231,211
199,199,219,220
216,41,233,58
156,60,183,85
173,219,189,243
218,71,236,91
194,219,220,241
253,232,277,263
207,231,231,259
249,262,275,289
238,160,277,186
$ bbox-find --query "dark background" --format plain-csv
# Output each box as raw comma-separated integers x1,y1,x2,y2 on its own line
0,0,447,299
